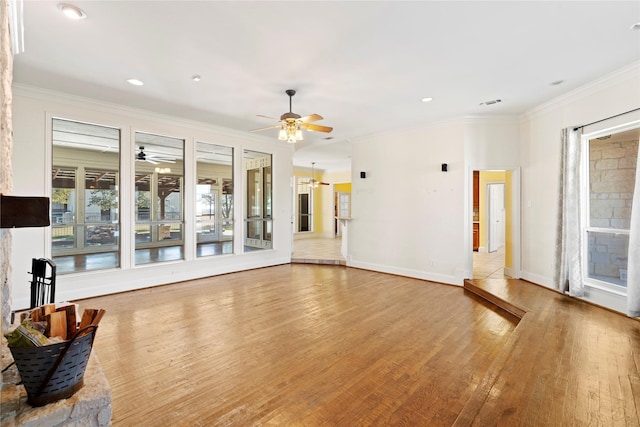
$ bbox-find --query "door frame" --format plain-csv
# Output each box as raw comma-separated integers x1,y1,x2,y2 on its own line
466,167,521,280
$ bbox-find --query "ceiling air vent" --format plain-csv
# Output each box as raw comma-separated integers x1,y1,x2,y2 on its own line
479,99,502,106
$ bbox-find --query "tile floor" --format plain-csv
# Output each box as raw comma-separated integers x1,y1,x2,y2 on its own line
292,237,508,279
472,246,507,279
291,237,345,265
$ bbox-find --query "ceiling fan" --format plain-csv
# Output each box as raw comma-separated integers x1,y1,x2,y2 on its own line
136,146,176,165
251,89,333,143
300,162,330,188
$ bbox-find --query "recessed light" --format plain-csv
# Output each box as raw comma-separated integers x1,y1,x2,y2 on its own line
127,79,144,86
631,23,640,30
551,80,565,86
192,75,201,82
421,97,433,103
58,3,87,20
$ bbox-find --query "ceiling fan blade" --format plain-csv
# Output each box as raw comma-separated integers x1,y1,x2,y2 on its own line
146,159,159,165
250,125,281,132
302,123,333,133
300,114,323,123
256,114,281,122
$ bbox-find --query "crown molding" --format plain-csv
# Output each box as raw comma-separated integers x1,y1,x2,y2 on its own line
12,83,281,146
523,61,640,120
350,115,467,144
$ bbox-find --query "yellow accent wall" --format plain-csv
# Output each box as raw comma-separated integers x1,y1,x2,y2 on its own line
293,168,351,237
478,170,512,269
334,183,351,193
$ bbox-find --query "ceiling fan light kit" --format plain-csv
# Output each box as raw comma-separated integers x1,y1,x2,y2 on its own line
136,146,176,165
251,89,333,143
300,162,330,188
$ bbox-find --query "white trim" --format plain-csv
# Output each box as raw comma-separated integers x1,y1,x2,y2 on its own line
520,270,554,289
579,120,639,299
504,266,515,278
466,167,521,281
347,259,461,286
14,84,276,145
13,256,291,310
524,61,640,120
350,115,466,144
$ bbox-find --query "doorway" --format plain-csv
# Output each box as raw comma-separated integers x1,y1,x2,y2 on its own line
471,169,519,279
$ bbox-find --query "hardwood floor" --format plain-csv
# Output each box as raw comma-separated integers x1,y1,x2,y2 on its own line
461,279,640,426
76,263,640,426
78,265,519,426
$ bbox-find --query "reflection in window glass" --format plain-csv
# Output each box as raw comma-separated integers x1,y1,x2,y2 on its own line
52,167,77,249
297,177,312,232
52,118,120,273
196,142,233,257
84,169,118,247
134,132,184,265
585,128,638,289
244,150,272,250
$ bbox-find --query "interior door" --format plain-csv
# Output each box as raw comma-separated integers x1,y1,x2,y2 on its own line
488,183,505,253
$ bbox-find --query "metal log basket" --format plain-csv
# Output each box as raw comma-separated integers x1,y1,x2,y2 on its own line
9,325,98,407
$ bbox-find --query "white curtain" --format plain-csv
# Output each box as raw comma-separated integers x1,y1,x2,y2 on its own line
627,146,640,317
554,127,584,297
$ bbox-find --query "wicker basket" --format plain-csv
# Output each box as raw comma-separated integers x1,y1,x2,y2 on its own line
9,325,97,407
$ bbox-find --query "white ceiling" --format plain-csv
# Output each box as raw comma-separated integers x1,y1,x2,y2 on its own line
12,1,640,171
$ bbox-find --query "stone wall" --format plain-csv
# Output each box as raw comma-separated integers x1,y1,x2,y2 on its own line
588,136,638,283
1,339,112,426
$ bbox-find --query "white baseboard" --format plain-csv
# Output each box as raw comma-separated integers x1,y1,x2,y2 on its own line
520,270,554,289
347,259,461,286
504,266,516,278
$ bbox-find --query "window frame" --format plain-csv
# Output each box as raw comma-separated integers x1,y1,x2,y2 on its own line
580,121,640,296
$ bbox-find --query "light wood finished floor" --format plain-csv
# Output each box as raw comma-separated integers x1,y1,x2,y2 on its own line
76,265,640,426
292,237,508,279
462,278,640,427
79,264,518,426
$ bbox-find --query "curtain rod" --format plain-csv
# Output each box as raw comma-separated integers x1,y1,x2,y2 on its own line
573,107,640,131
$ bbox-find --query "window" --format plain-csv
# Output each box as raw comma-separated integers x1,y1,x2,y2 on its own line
338,192,351,218
52,118,120,273
297,177,312,232
134,132,184,265
583,126,639,291
244,150,272,250
196,142,233,257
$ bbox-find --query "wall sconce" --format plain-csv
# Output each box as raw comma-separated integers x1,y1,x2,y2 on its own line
360,171,366,179
441,163,448,172
0,195,51,228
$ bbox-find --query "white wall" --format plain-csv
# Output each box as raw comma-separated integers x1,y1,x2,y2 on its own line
346,61,639,316
10,61,639,314
10,85,294,310
348,120,467,284
348,115,521,285
519,61,640,312
464,116,520,168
